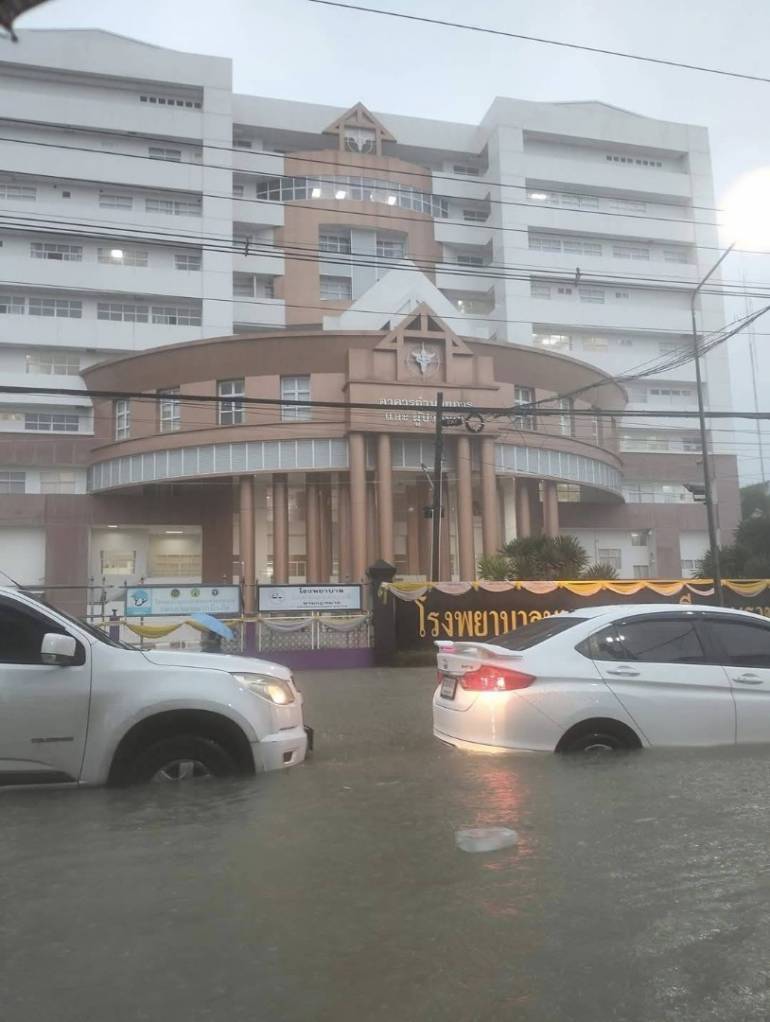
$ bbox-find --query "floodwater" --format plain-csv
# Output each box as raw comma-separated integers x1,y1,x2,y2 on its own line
4,668,770,1022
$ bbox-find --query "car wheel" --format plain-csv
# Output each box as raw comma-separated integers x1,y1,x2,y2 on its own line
562,730,630,753
127,735,238,784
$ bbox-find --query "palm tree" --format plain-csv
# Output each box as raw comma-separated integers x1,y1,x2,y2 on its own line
477,535,589,581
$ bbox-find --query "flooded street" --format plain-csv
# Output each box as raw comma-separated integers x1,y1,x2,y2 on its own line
4,667,770,1022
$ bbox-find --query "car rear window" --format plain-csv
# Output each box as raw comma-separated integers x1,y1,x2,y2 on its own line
494,616,586,651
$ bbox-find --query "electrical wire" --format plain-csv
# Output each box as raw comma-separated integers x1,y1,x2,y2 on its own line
304,1,770,86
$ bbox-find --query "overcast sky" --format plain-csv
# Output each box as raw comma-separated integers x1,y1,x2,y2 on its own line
13,0,770,483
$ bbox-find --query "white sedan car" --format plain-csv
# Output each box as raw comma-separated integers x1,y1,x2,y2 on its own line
433,604,770,753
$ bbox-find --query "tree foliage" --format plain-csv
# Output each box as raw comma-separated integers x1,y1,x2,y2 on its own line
478,535,621,581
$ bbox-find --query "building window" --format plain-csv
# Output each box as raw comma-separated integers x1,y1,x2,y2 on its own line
0,470,25,494
513,385,536,431
101,550,136,576
319,229,352,255
663,247,690,264
97,246,148,267
218,379,245,425
99,191,133,209
609,197,647,213
281,376,311,422
25,351,80,375
680,559,698,577
530,282,551,299
139,93,201,109
97,302,149,323
40,470,77,494
376,234,406,260
159,389,181,433
533,333,570,350
598,548,622,571
148,146,182,162
612,244,650,260
529,235,562,253
25,412,79,432
456,253,485,266
0,181,36,200
174,252,202,271
232,184,245,198
582,336,609,351
320,276,352,301
463,209,487,222
28,298,82,318
151,305,201,326
233,273,256,297
114,400,131,440
563,239,602,256
255,175,449,217
453,164,481,176
631,531,649,547
234,138,253,148
0,295,25,315
30,242,83,262
633,565,650,578
343,126,377,153
148,549,202,578
145,197,202,216
579,286,605,304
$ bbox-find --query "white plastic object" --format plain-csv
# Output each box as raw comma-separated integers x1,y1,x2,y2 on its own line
455,827,519,853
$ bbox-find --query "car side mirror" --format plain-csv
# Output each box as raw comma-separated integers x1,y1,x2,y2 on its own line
41,633,78,666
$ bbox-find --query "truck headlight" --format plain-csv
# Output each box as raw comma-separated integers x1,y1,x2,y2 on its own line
232,673,295,705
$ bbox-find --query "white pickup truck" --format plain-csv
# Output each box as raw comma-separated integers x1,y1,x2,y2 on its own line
0,586,309,787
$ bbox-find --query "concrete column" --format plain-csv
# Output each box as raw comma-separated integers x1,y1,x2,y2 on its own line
480,436,498,556
319,477,333,582
366,473,378,570
377,433,394,564
406,485,420,574
500,477,517,545
417,481,432,577
272,473,289,584
543,480,560,538
239,475,255,612
337,475,352,582
516,477,532,538
305,477,321,582
456,435,475,580
349,433,367,583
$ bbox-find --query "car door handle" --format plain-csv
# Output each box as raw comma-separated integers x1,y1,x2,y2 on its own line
734,673,763,685
606,667,640,677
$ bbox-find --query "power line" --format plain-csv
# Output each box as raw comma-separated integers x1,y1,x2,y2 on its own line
0,130,730,232
0,116,735,218
1,384,768,420
304,0,770,86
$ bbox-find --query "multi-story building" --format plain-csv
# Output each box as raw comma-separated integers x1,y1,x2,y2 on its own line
0,29,739,601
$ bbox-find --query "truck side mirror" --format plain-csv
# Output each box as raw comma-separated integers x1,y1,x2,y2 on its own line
41,633,78,666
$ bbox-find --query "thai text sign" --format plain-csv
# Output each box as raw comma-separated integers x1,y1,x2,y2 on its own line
384,580,770,651
125,585,241,618
258,584,363,612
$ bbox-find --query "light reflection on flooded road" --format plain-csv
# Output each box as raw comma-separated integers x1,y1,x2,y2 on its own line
4,667,770,1021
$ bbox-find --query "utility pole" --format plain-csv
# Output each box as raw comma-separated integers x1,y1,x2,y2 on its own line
430,391,444,581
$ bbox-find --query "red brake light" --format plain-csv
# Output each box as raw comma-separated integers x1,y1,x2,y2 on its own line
460,665,535,691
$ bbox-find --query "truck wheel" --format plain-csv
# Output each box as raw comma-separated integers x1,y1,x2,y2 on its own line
128,735,238,784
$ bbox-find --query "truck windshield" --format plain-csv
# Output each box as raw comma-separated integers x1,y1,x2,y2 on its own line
21,591,136,650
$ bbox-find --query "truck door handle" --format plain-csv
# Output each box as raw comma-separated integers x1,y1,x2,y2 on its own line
606,667,640,677
734,673,763,685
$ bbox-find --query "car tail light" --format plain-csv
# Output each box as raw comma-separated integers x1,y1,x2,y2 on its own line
460,665,535,691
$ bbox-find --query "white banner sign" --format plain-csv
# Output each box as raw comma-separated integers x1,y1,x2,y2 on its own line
258,585,362,612
125,585,241,617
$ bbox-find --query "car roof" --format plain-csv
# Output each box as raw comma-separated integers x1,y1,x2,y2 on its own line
569,604,766,622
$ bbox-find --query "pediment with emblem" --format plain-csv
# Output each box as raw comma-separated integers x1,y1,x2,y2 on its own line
323,102,395,155
374,304,476,384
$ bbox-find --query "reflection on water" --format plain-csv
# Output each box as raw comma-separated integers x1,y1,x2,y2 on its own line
4,668,770,1022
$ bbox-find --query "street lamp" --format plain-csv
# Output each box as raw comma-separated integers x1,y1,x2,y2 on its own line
690,242,734,607
692,169,770,605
